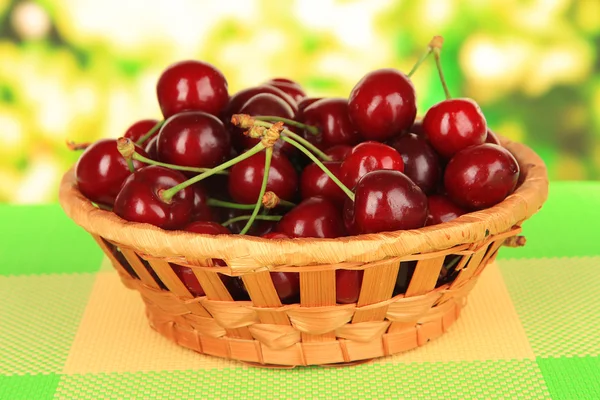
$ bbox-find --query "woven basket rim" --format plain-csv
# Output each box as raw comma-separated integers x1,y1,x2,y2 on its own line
59,137,548,267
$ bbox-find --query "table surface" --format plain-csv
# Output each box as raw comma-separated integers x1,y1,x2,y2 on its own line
1,181,599,400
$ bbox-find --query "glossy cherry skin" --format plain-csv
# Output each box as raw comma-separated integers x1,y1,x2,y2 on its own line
296,97,322,119
156,60,229,119
423,98,487,158
114,166,194,229
301,98,361,149
325,145,352,162
219,207,276,236
425,195,466,226
389,133,441,195
277,196,346,238
300,161,346,206
235,93,295,153
224,85,298,118
157,111,231,169
261,232,291,239
75,139,147,207
339,142,404,189
265,78,306,103
144,136,159,160
348,68,417,141
336,270,363,304
408,120,424,136
485,129,501,145
228,150,298,204
444,143,520,210
124,119,160,143
170,264,206,297
184,220,230,235
190,184,213,222
349,170,428,234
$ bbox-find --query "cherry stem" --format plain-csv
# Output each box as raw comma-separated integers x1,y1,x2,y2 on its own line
161,142,266,203
254,115,320,136
221,214,282,227
407,47,433,78
239,147,273,235
252,120,332,161
282,136,355,201
131,152,228,175
433,47,452,100
66,140,91,151
136,120,164,145
207,198,295,210
116,137,136,173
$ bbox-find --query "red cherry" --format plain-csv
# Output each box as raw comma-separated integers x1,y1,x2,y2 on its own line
123,119,160,143
423,98,487,158
113,165,194,230
228,151,298,204
444,143,520,210
156,60,229,119
269,271,300,303
350,170,428,234
265,78,306,103
261,232,291,239
296,97,322,119
348,68,417,141
144,136,159,160
184,220,230,235
190,184,213,222
408,120,424,136
425,195,466,226
219,208,276,236
277,196,346,238
336,270,363,304
224,85,298,118
157,111,231,169
301,98,361,149
75,139,147,206
300,161,346,206
485,129,501,145
170,264,205,297
339,141,404,189
325,145,352,161
389,133,441,195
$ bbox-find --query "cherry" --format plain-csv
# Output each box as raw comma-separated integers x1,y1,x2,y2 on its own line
157,111,231,169
124,119,160,143
336,270,363,304
156,60,229,119
277,196,346,238
270,270,300,303
144,136,159,160
184,220,230,235
264,78,306,103
444,143,520,210
228,150,298,204
190,184,213,222
301,98,361,149
300,161,345,206
349,170,428,234
408,120,424,136
261,232,291,239
113,165,194,230
220,208,276,236
170,264,206,297
296,97,322,119
224,85,298,118
422,98,487,158
325,145,352,162
389,133,441,194
425,195,466,226
339,142,404,189
75,139,147,206
348,68,417,141
485,129,501,145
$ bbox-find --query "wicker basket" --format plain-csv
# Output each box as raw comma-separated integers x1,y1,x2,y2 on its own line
59,137,548,367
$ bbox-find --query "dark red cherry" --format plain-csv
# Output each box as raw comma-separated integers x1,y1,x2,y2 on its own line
301,98,361,149
300,161,346,206
190,184,213,222
336,270,363,304
348,68,417,141
350,170,428,234
325,145,352,162
228,151,298,204
144,136,159,160
184,220,230,235
113,166,194,229
156,60,229,119
339,142,404,189
423,98,487,158
296,97,322,119
157,111,231,169
123,119,160,143
444,143,520,210
389,133,441,195
235,93,295,153
408,120,424,136
485,129,501,145
261,232,291,239
219,208,276,236
75,139,147,206
277,196,346,238
224,85,298,118
270,271,300,303
425,195,466,226
171,264,205,297
265,78,306,103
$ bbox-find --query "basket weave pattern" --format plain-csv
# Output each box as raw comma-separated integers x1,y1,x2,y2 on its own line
59,138,548,367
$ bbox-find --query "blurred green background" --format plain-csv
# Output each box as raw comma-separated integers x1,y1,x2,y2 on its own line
0,0,598,203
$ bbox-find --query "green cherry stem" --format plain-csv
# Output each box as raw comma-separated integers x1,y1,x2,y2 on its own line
136,120,164,145
161,142,266,202
407,46,434,78
222,214,282,227
282,136,355,201
131,152,228,175
429,36,452,100
254,115,320,136
207,198,295,210
252,120,331,161
239,147,273,235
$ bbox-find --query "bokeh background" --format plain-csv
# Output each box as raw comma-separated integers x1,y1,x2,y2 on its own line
0,0,598,203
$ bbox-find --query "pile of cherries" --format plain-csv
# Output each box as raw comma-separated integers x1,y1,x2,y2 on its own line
73,37,520,305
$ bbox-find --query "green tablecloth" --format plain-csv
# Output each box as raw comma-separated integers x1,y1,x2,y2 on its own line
1,182,599,399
